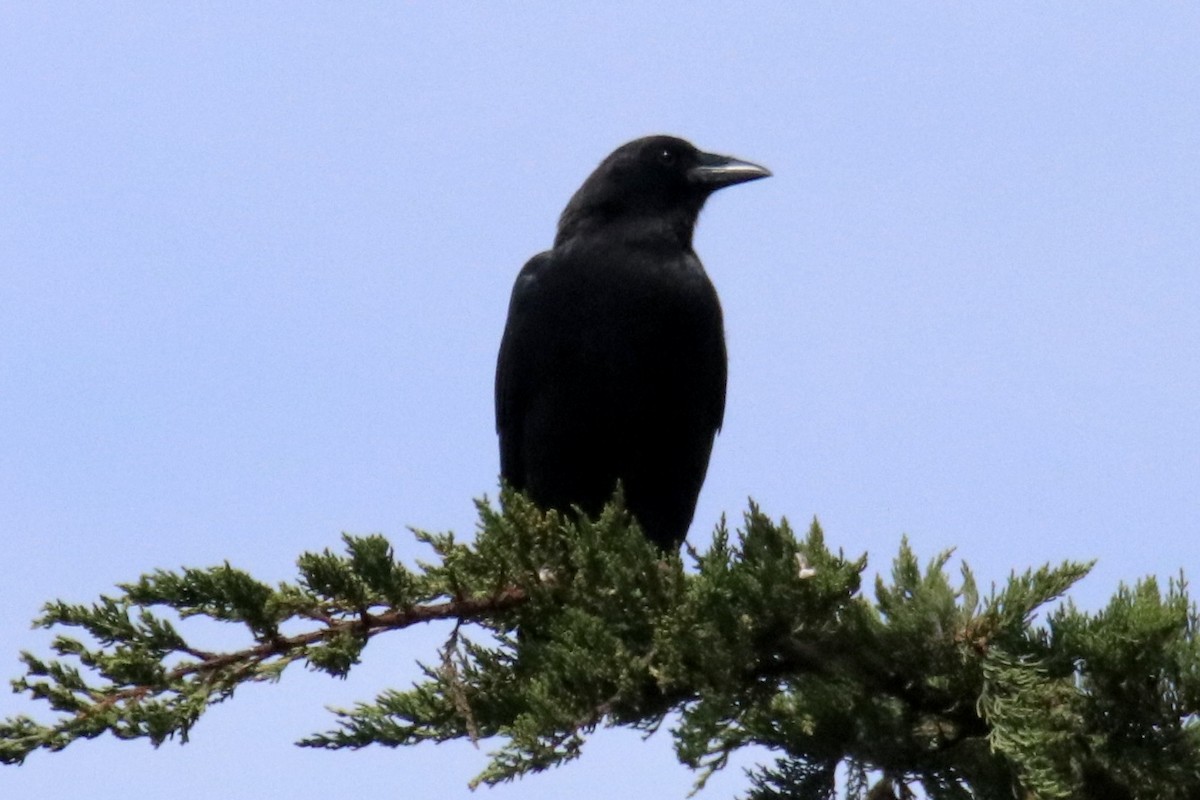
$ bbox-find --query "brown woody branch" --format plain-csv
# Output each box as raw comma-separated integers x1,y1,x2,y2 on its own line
90,587,529,710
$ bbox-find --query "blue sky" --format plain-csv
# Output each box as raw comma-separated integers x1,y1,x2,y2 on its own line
3,4,1198,798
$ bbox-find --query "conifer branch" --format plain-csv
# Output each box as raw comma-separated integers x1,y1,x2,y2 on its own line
3,494,1199,800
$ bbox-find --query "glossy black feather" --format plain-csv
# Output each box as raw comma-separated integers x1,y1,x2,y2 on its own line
495,136,768,550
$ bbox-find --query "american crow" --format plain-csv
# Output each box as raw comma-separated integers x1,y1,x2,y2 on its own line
495,136,770,550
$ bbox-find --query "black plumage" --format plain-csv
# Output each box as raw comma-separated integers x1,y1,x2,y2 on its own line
495,136,770,550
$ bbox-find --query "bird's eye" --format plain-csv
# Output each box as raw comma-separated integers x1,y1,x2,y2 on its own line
658,148,676,166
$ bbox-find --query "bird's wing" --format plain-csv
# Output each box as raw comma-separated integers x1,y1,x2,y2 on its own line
692,270,728,437
710,334,728,434
494,250,554,485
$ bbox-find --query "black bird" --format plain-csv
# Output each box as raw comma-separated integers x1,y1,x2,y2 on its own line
495,136,770,550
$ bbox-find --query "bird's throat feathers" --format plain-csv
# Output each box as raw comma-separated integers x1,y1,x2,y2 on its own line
555,198,702,250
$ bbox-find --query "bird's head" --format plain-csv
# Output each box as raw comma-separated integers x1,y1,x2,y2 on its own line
555,136,770,248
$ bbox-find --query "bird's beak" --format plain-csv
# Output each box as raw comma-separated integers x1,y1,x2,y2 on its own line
689,150,772,189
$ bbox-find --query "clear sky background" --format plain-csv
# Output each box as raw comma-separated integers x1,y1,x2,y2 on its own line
3,4,1198,799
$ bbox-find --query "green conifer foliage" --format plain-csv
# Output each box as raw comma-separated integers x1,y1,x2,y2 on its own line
4,493,1198,798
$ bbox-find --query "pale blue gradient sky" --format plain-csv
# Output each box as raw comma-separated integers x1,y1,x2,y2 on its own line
3,5,1198,799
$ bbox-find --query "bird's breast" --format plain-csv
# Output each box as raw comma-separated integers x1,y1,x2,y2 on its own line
530,245,723,411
